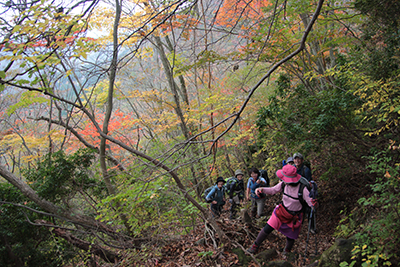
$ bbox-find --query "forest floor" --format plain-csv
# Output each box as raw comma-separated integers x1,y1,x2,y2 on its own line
153,195,335,267
121,175,372,267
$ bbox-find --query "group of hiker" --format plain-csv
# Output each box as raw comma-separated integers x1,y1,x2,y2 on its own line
204,152,317,255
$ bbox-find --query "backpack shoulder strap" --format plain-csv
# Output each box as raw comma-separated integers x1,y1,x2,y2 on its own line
298,176,311,190
297,178,313,208
298,183,306,199
282,182,301,200
222,186,226,195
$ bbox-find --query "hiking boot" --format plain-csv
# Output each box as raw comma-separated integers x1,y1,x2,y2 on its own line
247,243,259,254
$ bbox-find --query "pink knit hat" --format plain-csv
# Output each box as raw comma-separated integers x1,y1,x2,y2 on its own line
276,164,301,184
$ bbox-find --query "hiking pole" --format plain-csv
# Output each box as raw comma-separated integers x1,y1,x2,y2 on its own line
303,207,314,265
313,208,318,256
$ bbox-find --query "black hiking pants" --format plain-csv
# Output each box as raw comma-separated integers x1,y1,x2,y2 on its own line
210,203,223,218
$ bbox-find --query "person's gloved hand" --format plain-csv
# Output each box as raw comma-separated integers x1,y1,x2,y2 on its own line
255,188,260,196
259,192,266,198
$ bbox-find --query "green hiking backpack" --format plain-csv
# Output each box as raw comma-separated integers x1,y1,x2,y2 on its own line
224,177,239,196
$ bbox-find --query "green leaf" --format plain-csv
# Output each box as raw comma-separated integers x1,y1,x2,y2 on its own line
6,91,50,115
0,71,5,79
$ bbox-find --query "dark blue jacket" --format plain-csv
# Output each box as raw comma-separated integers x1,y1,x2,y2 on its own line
296,164,312,181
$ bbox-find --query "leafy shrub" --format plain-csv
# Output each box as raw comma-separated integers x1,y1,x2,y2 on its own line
339,149,400,266
0,183,74,266
23,148,105,205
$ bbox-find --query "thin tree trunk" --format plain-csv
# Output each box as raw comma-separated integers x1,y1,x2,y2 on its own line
199,0,217,168
165,35,190,106
300,12,326,90
100,0,121,196
158,34,203,198
153,36,190,139
97,0,132,235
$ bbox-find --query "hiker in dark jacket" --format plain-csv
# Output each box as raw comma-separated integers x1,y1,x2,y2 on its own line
247,164,313,255
293,153,312,181
228,169,245,220
206,177,226,217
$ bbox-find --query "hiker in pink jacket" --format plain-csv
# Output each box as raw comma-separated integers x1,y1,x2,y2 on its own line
247,164,313,254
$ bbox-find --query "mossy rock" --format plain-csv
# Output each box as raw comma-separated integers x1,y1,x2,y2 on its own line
232,248,252,266
256,248,278,261
232,248,293,267
318,238,361,267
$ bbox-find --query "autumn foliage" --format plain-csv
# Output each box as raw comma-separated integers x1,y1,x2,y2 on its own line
1,0,400,266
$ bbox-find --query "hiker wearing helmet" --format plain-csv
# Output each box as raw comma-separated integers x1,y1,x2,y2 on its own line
205,177,226,218
228,169,245,220
293,153,312,181
246,167,267,218
247,164,314,255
